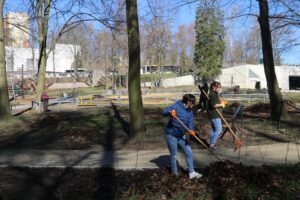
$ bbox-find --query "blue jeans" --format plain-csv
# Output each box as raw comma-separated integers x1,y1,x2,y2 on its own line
165,134,195,175
210,118,222,145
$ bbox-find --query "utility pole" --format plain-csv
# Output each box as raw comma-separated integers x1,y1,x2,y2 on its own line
53,48,55,77
21,64,24,99
111,29,117,94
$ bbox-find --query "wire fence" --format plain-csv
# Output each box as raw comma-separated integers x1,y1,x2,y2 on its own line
220,93,269,103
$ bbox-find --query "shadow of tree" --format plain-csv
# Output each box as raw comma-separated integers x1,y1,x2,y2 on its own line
111,103,130,136
245,127,288,143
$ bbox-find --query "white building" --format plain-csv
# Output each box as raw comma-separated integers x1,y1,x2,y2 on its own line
4,12,30,48
218,64,300,91
5,43,80,76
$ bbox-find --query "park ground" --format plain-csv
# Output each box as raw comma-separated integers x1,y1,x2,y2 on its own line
0,88,300,199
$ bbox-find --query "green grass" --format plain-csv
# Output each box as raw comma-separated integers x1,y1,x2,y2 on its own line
140,73,177,82
283,92,300,103
0,115,37,136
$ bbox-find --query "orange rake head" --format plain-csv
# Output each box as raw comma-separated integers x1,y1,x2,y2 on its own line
234,140,242,151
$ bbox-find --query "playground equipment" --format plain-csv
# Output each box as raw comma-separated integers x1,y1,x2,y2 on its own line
74,95,97,110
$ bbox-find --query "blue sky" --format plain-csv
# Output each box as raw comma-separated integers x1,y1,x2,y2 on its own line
4,0,300,65
171,2,300,65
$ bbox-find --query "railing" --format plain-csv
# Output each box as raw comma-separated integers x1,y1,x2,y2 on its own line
220,93,269,103
277,100,300,130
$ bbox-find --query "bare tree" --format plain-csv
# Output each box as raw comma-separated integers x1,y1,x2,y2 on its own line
258,0,285,120
125,0,146,138
0,0,12,120
173,24,195,73
34,0,51,101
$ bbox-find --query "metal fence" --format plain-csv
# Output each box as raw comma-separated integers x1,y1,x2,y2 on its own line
220,93,269,103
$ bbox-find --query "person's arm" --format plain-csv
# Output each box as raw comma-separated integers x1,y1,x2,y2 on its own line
213,104,223,108
210,93,222,108
162,104,176,117
212,95,223,108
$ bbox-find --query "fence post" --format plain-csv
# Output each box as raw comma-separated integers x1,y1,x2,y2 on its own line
277,99,284,130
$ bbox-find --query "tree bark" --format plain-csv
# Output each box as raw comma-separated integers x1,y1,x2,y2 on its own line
0,0,12,120
36,0,50,101
125,0,146,138
257,0,287,120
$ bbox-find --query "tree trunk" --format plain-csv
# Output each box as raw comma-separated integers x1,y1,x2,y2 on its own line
0,0,12,120
125,0,146,139
257,0,287,120
36,0,50,101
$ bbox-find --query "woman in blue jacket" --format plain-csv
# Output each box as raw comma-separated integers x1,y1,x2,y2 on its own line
162,94,202,179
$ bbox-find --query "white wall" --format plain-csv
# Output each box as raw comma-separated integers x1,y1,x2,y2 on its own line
276,65,300,90
5,44,79,73
161,75,195,87
52,44,80,72
142,75,195,88
218,64,300,91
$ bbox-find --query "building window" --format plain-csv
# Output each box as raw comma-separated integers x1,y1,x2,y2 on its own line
26,58,34,71
6,57,13,71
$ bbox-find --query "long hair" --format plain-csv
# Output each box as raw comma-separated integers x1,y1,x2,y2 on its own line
209,81,221,91
182,94,196,105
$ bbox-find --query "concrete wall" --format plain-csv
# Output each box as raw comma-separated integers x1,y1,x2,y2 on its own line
218,64,300,91
275,65,300,90
5,44,79,73
142,75,195,88
161,75,195,87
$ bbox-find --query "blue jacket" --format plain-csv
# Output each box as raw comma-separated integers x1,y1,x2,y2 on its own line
162,101,194,138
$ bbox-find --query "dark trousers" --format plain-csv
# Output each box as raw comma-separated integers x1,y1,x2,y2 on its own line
199,97,207,110
42,100,48,112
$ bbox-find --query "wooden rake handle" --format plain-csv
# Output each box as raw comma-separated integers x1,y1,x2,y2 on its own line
202,90,242,150
172,115,223,161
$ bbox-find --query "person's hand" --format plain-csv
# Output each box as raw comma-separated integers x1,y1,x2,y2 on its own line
189,130,196,137
220,99,228,108
169,110,176,118
220,102,226,108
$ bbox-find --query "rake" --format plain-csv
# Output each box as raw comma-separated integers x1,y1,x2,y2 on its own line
172,114,223,161
202,90,242,151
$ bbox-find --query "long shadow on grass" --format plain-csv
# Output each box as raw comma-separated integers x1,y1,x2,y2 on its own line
0,111,84,149
244,127,288,143
0,110,111,149
0,109,119,199
94,109,117,199
111,103,130,136
0,126,59,149
6,151,98,199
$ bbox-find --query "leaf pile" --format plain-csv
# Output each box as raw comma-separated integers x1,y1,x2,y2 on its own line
0,161,299,200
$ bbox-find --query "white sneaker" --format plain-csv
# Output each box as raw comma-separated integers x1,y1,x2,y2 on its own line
189,171,203,179
210,144,217,150
197,109,202,112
